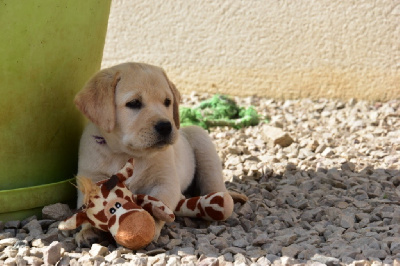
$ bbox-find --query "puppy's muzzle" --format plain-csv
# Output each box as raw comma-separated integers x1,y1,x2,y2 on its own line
154,121,172,138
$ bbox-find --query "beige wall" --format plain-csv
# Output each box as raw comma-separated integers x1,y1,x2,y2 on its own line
102,0,400,101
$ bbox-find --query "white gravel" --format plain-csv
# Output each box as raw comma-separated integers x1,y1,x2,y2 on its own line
0,93,399,265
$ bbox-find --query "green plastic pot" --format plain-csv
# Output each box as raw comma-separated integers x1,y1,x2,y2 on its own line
0,0,111,221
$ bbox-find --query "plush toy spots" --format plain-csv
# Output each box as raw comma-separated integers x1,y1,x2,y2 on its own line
59,158,235,250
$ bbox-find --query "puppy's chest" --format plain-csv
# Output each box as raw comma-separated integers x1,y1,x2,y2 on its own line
124,164,158,194
102,154,132,178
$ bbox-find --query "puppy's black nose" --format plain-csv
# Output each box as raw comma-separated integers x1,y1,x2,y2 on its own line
154,121,172,137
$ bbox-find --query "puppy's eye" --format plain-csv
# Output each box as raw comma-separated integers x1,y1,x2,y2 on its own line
109,207,116,214
115,202,121,208
164,98,171,107
126,99,142,109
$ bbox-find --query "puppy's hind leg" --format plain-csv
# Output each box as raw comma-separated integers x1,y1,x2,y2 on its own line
182,126,248,205
181,126,227,195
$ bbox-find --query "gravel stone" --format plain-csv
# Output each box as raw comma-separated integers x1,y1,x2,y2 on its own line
281,244,300,258
208,225,226,236
37,220,56,230
211,237,229,250
77,253,91,264
222,247,246,255
198,257,218,266
342,162,356,172
263,243,282,255
89,243,108,257
311,254,340,265
274,233,297,246
256,257,272,265
20,216,37,228
196,242,219,257
56,255,70,266
105,250,121,262
363,248,388,259
41,203,72,221
146,248,166,256
340,212,356,229
4,257,16,266
175,246,195,256
4,221,20,229
3,231,15,239
0,232,13,240
166,255,180,265
391,242,400,254
22,220,43,238
29,247,43,258
4,246,17,258
130,256,147,265
16,246,29,257
252,234,269,246
234,253,249,265
43,241,62,265
30,239,45,248
0,238,18,249
232,238,249,248
24,256,43,266
261,125,294,147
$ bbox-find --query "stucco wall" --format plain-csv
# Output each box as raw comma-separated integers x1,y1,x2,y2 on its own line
101,0,400,100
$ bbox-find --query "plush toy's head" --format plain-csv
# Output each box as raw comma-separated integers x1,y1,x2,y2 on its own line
58,159,175,250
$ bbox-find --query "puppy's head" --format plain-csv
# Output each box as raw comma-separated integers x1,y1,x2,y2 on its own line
75,63,181,156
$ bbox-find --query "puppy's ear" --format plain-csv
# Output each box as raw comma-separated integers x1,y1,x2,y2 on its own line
74,69,121,132
163,72,181,129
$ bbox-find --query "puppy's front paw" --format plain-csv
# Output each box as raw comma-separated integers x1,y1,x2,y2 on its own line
75,226,102,248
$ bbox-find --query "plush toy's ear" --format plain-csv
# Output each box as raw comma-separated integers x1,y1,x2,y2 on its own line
114,158,135,183
74,68,121,132
162,71,181,129
105,175,119,191
58,211,89,230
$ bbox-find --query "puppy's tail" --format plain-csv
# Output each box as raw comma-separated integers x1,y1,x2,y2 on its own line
229,191,248,204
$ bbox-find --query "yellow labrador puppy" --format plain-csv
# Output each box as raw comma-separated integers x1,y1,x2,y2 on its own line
73,62,241,247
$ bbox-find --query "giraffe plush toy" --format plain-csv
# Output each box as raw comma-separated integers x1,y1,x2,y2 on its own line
58,159,175,250
59,159,234,250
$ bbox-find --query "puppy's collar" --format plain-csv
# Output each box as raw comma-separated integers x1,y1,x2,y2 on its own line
93,135,107,145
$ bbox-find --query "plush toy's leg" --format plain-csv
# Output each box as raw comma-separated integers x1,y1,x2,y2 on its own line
133,194,175,223
174,191,234,221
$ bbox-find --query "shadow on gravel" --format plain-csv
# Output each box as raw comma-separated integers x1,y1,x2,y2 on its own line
223,163,400,264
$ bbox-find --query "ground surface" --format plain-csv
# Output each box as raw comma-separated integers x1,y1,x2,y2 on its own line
0,94,399,265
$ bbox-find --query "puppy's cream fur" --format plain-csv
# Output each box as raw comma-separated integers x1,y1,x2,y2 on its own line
74,63,235,247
